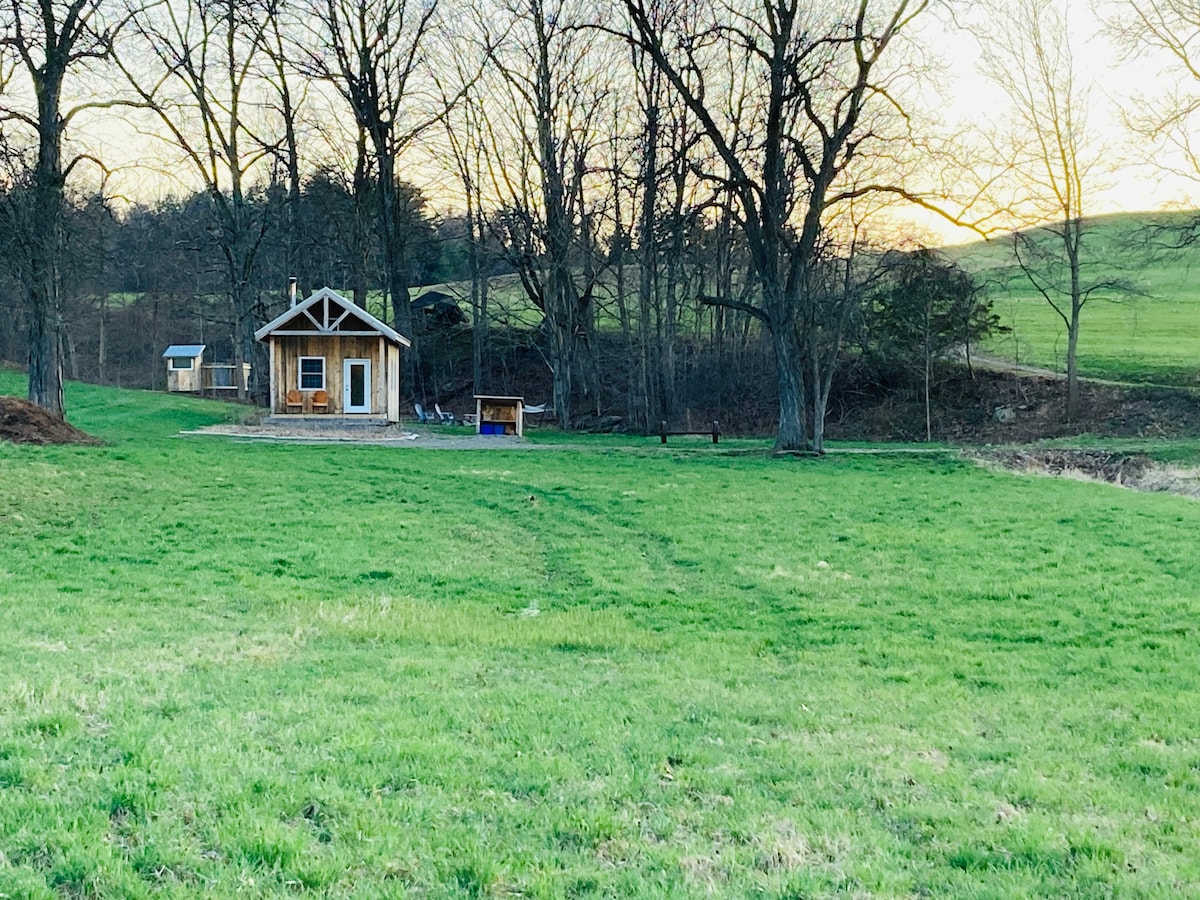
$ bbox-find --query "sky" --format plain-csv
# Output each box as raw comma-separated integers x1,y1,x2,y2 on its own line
913,0,1198,244
40,0,1200,249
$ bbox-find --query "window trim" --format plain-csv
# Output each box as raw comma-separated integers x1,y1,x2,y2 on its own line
298,356,326,391
169,356,194,370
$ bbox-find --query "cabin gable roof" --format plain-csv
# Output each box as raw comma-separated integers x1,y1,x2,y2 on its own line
254,287,411,346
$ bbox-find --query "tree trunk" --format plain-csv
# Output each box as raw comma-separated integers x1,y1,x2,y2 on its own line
534,8,576,428
470,224,488,396
98,293,108,383
637,102,659,432
27,156,64,416
351,131,371,309
808,333,829,455
377,158,419,396
551,318,573,426
611,224,638,424
771,326,807,451
27,296,65,417
465,177,488,395
25,60,68,419
925,305,932,442
1066,305,1081,422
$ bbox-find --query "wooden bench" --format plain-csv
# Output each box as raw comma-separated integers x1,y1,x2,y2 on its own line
660,420,719,444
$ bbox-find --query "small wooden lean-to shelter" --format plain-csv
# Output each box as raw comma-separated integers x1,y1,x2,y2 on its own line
255,287,410,421
474,395,525,436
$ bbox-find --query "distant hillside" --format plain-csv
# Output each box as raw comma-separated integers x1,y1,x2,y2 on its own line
947,211,1200,388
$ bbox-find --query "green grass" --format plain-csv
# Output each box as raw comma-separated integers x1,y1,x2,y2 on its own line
987,295,1200,386
954,212,1200,387
3,374,1200,896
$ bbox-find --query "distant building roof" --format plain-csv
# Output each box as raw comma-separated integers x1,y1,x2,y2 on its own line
412,290,468,325
163,344,206,358
412,290,456,308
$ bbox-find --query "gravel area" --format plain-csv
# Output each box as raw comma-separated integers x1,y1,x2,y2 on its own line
182,422,552,449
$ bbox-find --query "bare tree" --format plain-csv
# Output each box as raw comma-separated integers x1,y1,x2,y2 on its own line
436,13,506,397
259,0,307,299
122,0,278,399
486,0,615,427
976,0,1119,421
1108,1,1200,188
304,0,446,396
0,0,122,417
442,84,493,396
622,0,938,451
627,21,709,432
631,49,663,429
60,189,121,384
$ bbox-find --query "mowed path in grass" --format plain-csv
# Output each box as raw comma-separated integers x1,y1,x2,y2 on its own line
3,378,1200,897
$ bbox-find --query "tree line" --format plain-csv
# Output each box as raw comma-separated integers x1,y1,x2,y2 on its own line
0,0,1196,451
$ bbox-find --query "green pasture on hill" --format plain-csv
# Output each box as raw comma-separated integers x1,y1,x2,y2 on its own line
954,212,1200,387
985,293,1200,386
3,376,1200,897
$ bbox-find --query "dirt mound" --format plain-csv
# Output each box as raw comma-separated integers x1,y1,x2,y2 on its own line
0,396,102,445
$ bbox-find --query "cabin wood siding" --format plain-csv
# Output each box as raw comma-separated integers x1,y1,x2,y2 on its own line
270,335,383,415
166,367,202,392
386,343,400,422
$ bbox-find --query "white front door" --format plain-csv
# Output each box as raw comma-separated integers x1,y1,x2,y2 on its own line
343,358,371,414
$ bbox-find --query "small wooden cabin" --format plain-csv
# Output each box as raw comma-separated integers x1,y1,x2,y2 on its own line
163,345,205,392
255,288,411,422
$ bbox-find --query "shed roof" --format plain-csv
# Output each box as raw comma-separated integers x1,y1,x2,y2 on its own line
255,287,410,346
412,290,457,308
163,344,206,358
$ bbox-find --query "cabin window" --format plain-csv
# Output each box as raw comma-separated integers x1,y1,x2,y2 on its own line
299,356,325,390
169,356,194,370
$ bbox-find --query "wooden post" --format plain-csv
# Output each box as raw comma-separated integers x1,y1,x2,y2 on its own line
661,420,668,444
712,421,719,444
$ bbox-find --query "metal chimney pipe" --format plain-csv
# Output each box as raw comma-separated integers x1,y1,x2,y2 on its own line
288,276,298,307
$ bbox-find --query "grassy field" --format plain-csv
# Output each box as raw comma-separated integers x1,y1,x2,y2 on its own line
3,377,1200,897
954,213,1200,387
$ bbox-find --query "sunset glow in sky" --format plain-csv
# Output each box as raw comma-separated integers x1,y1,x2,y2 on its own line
915,0,1198,244
48,0,1200,249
